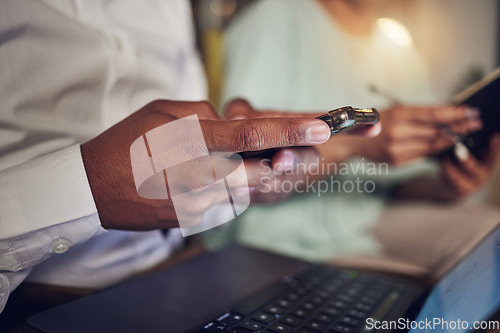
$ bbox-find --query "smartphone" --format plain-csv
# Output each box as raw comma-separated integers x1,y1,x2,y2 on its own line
436,67,500,162
238,106,379,158
316,106,379,135
448,67,500,158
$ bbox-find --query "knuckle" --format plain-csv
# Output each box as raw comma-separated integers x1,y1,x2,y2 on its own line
284,124,305,145
147,99,168,109
226,98,250,110
197,100,217,117
145,99,170,115
237,123,265,151
431,109,444,123
224,98,252,118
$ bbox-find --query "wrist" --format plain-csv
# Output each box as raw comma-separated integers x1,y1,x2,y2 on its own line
80,142,109,227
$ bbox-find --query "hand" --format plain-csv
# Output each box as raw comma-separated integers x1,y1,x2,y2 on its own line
221,99,381,202
392,134,500,202
224,98,381,137
436,134,500,202
81,100,331,231
344,105,482,165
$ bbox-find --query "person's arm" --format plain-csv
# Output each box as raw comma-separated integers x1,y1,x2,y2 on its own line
0,99,331,312
0,145,106,312
80,99,333,230
230,103,482,184
305,104,483,191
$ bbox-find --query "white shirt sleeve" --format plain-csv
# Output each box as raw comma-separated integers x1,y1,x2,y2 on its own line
0,144,106,312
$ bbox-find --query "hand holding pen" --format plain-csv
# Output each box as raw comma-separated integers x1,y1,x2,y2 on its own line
366,84,500,202
368,83,482,163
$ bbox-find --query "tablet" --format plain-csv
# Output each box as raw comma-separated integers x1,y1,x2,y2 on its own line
450,67,500,157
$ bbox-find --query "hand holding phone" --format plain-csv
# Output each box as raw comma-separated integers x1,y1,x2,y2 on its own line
448,67,500,158
238,106,379,159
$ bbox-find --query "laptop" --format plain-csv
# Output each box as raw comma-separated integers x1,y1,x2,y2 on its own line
25,223,500,333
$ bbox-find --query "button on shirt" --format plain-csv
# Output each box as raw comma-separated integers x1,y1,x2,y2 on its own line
0,0,206,312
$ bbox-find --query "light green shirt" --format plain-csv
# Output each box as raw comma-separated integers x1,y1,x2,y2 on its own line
203,0,438,261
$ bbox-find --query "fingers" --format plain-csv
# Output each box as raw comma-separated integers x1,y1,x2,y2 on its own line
454,148,489,181
387,122,439,141
483,134,500,168
201,118,331,152
452,135,500,179
440,157,478,199
443,117,482,136
241,148,316,186
271,149,296,172
383,140,437,165
249,110,326,119
243,157,274,187
224,98,325,119
223,98,256,119
148,100,220,120
402,105,479,125
271,147,319,173
234,147,319,204
438,140,498,201
390,105,482,139
224,99,381,140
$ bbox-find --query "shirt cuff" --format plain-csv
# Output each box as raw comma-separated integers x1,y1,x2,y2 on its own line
0,144,100,238
0,145,106,312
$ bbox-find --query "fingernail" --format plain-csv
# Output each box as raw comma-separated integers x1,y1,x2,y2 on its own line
274,150,295,172
306,122,330,143
466,107,480,118
454,142,469,162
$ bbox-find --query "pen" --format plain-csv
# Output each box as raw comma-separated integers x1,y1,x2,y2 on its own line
368,83,401,106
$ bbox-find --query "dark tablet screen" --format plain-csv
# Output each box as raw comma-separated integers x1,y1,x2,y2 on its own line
454,69,500,157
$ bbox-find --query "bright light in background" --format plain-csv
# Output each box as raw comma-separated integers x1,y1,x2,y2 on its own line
377,18,414,48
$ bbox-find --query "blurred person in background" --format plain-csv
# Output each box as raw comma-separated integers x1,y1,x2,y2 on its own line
202,0,500,273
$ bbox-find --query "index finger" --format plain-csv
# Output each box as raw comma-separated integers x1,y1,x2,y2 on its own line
224,99,324,119
403,105,478,125
241,110,325,119
201,118,331,152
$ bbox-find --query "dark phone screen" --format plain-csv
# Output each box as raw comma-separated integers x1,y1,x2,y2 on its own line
459,74,500,157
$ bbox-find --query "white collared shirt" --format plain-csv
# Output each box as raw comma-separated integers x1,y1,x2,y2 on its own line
0,0,206,312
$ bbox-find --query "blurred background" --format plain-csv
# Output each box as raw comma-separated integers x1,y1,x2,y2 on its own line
191,0,499,105
191,0,500,205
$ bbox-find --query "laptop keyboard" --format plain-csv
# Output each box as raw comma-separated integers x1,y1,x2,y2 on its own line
193,264,408,333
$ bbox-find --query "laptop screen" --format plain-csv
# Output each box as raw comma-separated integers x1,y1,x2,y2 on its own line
409,225,500,332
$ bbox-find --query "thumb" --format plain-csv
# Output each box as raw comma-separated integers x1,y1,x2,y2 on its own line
201,118,331,152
